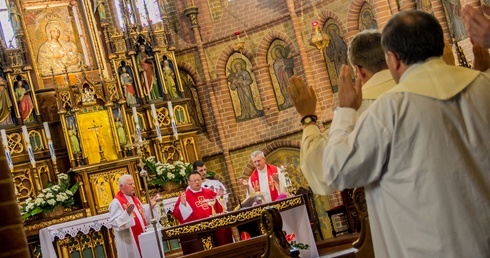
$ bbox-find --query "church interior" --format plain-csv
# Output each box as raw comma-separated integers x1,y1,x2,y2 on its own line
0,0,483,257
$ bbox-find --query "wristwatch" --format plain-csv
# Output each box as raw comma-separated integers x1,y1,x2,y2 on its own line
300,115,318,125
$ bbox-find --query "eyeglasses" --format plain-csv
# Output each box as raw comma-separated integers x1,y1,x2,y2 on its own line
189,179,202,183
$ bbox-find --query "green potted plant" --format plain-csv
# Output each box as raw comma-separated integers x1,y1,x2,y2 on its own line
21,173,79,220
143,156,193,191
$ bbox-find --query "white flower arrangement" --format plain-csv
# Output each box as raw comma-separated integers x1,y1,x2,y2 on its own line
21,173,79,220
143,156,192,186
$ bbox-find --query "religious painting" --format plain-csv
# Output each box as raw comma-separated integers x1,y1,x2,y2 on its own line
136,42,161,101
11,75,36,123
0,77,14,126
359,4,377,31
442,0,467,41
117,60,139,107
267,40,294,111
417,0,434,15
112,107,128,148
267,147,332,239
23,1,95,77
179,69,205,129
226,54,264,122
323,20,348,93
77,110,118,164
161,54,181,100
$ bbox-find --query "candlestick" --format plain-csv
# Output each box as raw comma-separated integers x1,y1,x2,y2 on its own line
151,104,163,141
22,126,36,167
43,122,57,160
43,122,51,139
1,129,13,171
132,107,143,142
167,101,178,139
167,101,174,118
132,106,138,124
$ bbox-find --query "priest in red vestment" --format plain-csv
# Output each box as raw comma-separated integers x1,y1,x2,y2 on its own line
109,174,159,258
173,172,233,254
239,150,287,203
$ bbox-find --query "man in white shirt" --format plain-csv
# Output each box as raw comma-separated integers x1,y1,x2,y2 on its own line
108,174,159,258
289,10,490,258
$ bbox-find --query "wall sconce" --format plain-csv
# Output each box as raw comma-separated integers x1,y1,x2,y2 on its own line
309,21,329,53
233,31,246,53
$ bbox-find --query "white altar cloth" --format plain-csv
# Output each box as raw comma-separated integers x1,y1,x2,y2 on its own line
39,213,111,258
139,228,166,258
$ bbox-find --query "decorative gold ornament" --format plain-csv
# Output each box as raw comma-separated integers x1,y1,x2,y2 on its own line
309,21,329,51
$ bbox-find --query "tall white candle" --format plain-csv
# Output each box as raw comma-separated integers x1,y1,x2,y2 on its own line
43,122,51,139
22,126,36,167
132,106,138,124
1,129,7,148
167,101,174,118
132,107,142,142
1,129,13,171
167,101,178,139
150,104,163,141
150,104,158,120
21,126,29,141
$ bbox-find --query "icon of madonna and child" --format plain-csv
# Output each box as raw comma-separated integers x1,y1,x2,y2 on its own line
37,21,84,76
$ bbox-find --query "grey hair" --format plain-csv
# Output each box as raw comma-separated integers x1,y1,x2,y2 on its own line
118,174,133,189
251,150,265,159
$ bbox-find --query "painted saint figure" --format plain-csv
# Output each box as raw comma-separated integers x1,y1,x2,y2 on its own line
68,126,81,154
37,22,83,75
136,44,160,100
162,59,179,99
0,78,13,125
228,62,260,120
444,0,466,41
272,47,294,108
119,67,137,106
115,119,127,146
93,0,107,21
8,1,22,33
326,28,348,77
14,80,34,122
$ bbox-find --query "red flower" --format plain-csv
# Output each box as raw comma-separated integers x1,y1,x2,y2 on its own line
285,233,296,242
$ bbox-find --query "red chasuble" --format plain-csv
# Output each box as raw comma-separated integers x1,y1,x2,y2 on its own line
173,188,223,224
173,188,233,253
114,191,148,254
249,164,279,201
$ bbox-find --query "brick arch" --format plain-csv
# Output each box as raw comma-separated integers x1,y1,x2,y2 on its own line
255,30,298,65
177,61,202,86
399,0,416,11
346,0,394,38
240,140,301,177
215,46,257,78
317,10,348,36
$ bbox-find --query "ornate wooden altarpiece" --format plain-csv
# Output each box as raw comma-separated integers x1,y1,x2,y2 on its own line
0,0,202,257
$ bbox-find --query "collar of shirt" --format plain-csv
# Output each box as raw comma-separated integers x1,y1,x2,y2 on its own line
399,61,424,83
186,186,203,193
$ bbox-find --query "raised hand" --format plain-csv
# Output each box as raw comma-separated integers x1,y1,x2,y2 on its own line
288,76,317,118
180,192,187,206
126,204,135,215
338,65,362,110
238,178,249,187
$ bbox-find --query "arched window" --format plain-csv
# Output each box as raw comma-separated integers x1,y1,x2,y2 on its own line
113,0,163,29
0,0,18,48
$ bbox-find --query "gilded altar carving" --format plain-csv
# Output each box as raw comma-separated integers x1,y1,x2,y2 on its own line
164,196,304,238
